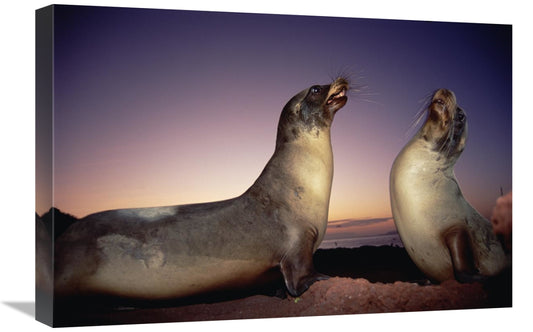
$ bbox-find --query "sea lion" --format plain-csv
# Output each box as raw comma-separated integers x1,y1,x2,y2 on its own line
389,88,509,283
54,77,349,301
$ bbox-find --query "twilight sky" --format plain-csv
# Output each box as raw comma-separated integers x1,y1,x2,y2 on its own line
40,5,512,226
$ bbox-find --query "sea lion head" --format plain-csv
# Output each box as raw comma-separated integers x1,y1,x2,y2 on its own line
419,88,468,161
276,77,349,144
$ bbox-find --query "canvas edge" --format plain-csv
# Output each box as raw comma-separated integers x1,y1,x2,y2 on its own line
35,4,54,327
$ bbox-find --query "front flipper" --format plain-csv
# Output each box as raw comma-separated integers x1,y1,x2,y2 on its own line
280,230,329,297
280,260,329,297
444,226,484,283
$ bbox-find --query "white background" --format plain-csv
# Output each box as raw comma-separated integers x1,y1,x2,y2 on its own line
1,1,530,331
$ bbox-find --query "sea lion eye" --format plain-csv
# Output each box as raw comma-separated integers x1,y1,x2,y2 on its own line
455,109,465,121
310,86,322,94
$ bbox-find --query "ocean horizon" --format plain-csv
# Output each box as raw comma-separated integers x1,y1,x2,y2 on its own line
319,233,404,249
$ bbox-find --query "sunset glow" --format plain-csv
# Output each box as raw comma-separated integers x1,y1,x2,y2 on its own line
37,6,512,240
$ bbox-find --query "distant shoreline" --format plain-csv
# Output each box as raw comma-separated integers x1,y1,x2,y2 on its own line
320,233,403,249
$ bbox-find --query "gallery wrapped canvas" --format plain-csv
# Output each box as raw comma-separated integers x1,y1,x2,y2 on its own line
36,4,512,327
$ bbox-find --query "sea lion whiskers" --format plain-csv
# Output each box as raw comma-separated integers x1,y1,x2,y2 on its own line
410,89,466,159
405,92,433,140
328,65,357,85
329,69,379,107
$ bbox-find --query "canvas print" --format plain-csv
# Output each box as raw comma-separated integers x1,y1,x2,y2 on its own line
35,5,512,327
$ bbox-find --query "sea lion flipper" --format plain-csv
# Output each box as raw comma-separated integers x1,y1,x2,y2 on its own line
280,257,329,297
444,226,481,282
280,231,329,297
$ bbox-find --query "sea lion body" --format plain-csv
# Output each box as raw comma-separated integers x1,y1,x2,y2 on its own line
390,89,509,282
54,77,349,300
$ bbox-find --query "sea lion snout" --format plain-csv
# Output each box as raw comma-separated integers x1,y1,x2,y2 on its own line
425,89,467,157
430,89,466,131
330,77,349,91
428,88,462,130
433,88,456,104
325,77,349,111
431,89,457,115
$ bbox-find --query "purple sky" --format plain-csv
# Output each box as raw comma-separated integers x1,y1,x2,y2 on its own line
40,5,512,225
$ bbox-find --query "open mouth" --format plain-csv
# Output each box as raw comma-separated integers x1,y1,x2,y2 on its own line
326,87,348,105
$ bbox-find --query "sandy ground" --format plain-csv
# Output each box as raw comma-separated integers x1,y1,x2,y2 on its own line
67,278,495,326
52,246,511,327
